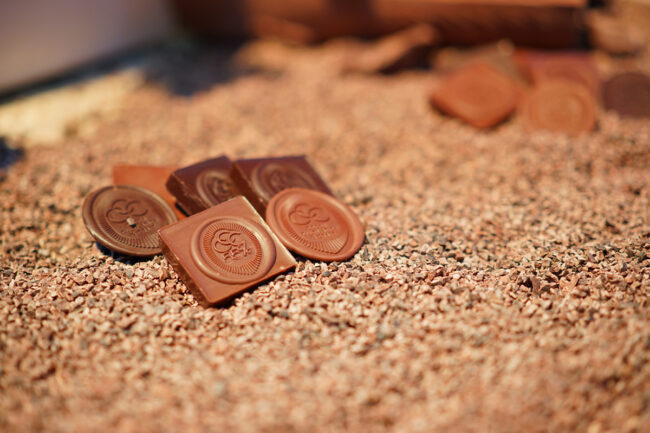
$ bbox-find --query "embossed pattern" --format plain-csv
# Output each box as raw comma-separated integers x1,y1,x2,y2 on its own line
253,163,316,201
197,170,236,206
266,188,364,261
190,217,275,284
286,203,347,255
82,185,177,256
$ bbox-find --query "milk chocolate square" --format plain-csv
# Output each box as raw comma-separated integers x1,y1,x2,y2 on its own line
166,156,239,216
112,164,186,220
429,61,518,129
158,196,296,306
231,155,332,215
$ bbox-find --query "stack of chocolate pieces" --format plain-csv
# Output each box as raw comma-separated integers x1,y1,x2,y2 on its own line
429,48,650,135
82,156,365,306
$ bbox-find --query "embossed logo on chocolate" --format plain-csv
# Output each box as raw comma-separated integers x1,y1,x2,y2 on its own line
190,217,276,284
100,198,159,247
287,203,348,255
196,170,235,206
82,185,177,256
266,188,365,262
252,162,316,201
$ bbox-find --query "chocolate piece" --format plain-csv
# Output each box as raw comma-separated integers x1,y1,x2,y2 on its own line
514,50,600,96
266,188,364,262
112,164,186,220
602,71,650,119
166,156,239,216
159,196,296,306
231,155,332,216
82,185,177,257
521,79,596,135
344,24,439,74
429,61,518,129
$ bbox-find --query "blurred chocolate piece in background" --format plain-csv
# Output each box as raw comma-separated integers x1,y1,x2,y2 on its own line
429,61,518,129
521,79,596,135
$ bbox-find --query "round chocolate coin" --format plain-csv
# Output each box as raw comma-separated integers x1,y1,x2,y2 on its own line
266,188,364,262
602,71,650,118
82,185,177,256
190,217,276,284
521,79,596,135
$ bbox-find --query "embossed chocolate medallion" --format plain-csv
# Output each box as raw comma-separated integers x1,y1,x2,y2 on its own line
82,185,177,256
190,217,276,284
522,79,596,135
252,162,316,202
196,170,236,207
266,188,364,262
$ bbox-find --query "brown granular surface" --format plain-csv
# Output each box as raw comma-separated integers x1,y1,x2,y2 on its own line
1,40,649,433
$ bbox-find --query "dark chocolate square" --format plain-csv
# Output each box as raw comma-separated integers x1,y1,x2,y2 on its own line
158,196,296,306
166,156,239,216
231,155,332,215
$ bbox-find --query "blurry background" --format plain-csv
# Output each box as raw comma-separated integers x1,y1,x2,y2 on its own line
0,0,649,144
5,0,647,94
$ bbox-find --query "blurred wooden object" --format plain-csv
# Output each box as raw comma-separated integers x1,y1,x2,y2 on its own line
343,24,440,73
174,0,587,48
586,10,644,55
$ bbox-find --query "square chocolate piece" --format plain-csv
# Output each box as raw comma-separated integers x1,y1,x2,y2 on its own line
112,164,186,220
166,156,239,216
158,196,296,306
429,61,518,129
231,155,332,215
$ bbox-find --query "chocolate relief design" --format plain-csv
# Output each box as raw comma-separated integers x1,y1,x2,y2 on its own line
286,202,348,255
191,218,275,284
211,228,254,263
106,199,147,223
100,198,159,249
197,170,235,206
253,163,316,201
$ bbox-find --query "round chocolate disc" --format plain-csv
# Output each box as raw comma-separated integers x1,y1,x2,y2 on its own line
266,188,364,262
602,71,650,118
521,80,596,135
190,217,276,284
82,185,177,256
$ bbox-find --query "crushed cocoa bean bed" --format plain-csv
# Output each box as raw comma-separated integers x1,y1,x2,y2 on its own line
1,40,649,433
